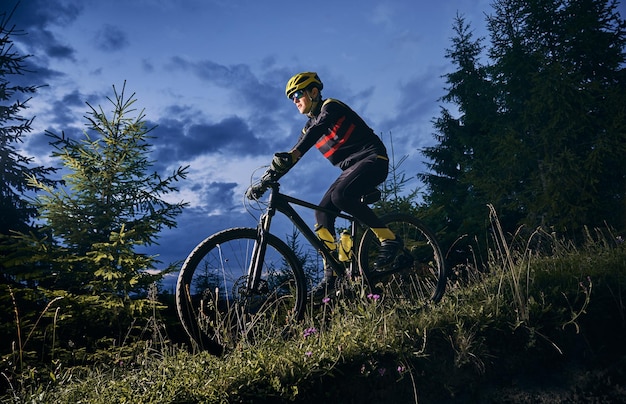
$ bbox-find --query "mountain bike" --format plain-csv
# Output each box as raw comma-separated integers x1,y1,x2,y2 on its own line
175,168,447,354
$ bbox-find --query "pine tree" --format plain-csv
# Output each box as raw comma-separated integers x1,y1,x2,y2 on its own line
0,6,58,348
0,4,60,366
28,83,189,301
420,15,498,263
3,84,189,352
486,0,626,233
421,1,626,261
0,5,56,237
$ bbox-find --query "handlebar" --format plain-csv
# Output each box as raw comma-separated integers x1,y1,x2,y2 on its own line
246,169,280,200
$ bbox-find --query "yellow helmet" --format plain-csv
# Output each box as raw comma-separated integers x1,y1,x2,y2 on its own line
285,72,323,99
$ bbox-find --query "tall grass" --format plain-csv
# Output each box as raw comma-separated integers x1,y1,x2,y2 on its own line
2,218,626,403
5,286,64,371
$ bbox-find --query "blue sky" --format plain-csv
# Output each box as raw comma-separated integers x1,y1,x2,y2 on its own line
9,0,624,290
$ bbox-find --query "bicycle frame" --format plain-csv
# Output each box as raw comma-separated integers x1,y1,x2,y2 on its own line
247,180,365,292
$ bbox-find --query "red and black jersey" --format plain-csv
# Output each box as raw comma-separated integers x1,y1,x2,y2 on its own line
292,99,387,170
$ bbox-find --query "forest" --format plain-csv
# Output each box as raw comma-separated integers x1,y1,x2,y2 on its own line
1,0,625,402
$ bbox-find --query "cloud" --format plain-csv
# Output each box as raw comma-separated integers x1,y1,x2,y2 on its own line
94,24,129,52
167,57,256,89
60,89,86,107
165,57,284,119
171,58,256,89
3,0,80,98
9,0,84,28
142,59,155,73
20,88,84,155
150,114,271,169
8,0,83,61
39,88,100,126
28,29,76,60
9,59,62,88
197,181,239,211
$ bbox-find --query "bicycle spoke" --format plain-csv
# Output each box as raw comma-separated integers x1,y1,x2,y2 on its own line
358,213,447,305
176,228,305,353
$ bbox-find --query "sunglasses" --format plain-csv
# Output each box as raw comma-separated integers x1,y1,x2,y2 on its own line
291,90,306,101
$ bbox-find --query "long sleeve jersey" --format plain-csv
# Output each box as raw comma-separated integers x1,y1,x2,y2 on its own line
292,98,387,170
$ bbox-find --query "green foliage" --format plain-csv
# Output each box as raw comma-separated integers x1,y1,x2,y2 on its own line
0,5,57,234
486,0,626,231
23,83,189,299
0,83,189,373
420,14,497,265
421,0,626,268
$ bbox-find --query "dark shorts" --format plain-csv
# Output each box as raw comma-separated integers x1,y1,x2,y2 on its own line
315,154,388,231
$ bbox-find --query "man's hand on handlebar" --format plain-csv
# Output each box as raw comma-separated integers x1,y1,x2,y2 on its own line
246,169,278,200
246,183,267,200
247,150,299,200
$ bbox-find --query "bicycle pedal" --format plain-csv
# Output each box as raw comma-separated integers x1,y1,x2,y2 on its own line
371,257,410,278
370,264,400,279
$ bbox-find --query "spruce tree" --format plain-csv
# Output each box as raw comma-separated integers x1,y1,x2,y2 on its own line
486,0,626,234
1,5,57,350
421,1,626,261
29,83,189,301
420,15,498,264
4,84,189,352
0,5,56,238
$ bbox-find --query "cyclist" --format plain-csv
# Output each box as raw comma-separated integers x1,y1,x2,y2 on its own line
260,72,402,296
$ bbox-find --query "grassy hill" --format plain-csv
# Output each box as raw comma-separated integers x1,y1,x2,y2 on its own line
2,227,626,403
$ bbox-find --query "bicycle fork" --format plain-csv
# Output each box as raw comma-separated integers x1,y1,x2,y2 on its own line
245,212,272,294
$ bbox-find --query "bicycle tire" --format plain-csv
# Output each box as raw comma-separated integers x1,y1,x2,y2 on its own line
358,212,447,304
175,227,306,353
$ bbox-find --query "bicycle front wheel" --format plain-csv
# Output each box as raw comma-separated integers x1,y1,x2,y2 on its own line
175,227,306,354
358,212,447,304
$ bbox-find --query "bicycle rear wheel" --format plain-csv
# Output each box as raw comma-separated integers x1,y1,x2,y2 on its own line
358,212,447,304
175,227,306,353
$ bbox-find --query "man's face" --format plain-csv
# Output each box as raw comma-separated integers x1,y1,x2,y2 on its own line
292,89,314,114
